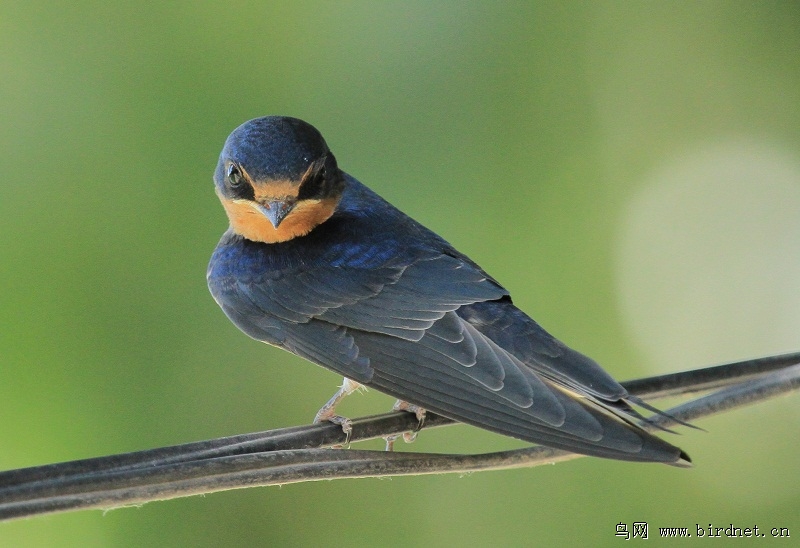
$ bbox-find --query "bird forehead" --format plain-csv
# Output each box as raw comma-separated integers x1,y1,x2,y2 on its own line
224,117,327,180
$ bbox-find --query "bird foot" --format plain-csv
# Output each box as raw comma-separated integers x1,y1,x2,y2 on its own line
314,411,353,447
385,400,427,451
313,378,361,447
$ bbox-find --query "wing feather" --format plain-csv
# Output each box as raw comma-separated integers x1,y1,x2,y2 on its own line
209,228,685,463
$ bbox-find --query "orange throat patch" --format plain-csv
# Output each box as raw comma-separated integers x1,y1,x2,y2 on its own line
219,192,340,243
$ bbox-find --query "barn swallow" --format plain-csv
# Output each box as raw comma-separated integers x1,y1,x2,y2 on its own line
207,116,690,466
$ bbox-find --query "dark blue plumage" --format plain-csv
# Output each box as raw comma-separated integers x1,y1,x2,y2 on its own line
208,116,690,465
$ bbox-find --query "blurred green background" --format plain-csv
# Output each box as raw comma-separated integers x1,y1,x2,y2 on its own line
2,1,799,546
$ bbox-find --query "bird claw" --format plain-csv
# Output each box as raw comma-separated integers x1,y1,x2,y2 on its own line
314,411,353,446
393,400,427,426
385,400,426,450
313,378,361,447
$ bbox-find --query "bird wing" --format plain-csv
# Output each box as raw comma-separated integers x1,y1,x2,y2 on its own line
211,250,508,383
211,240,684,463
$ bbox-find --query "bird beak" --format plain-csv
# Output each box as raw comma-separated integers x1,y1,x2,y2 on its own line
256,199,296,229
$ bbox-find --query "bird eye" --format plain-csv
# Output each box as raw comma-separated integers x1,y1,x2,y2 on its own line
312,166,326,188
298,166,326,200
227,164,243,187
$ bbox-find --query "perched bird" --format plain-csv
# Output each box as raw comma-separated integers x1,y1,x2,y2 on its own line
207,116,690,466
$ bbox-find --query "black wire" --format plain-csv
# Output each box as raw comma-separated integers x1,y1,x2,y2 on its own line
1,353,799,522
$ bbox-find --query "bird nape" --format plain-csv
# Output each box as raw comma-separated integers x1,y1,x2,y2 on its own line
207,115,691,467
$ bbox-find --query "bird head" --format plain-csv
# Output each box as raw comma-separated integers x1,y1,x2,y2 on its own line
214,116,344,243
